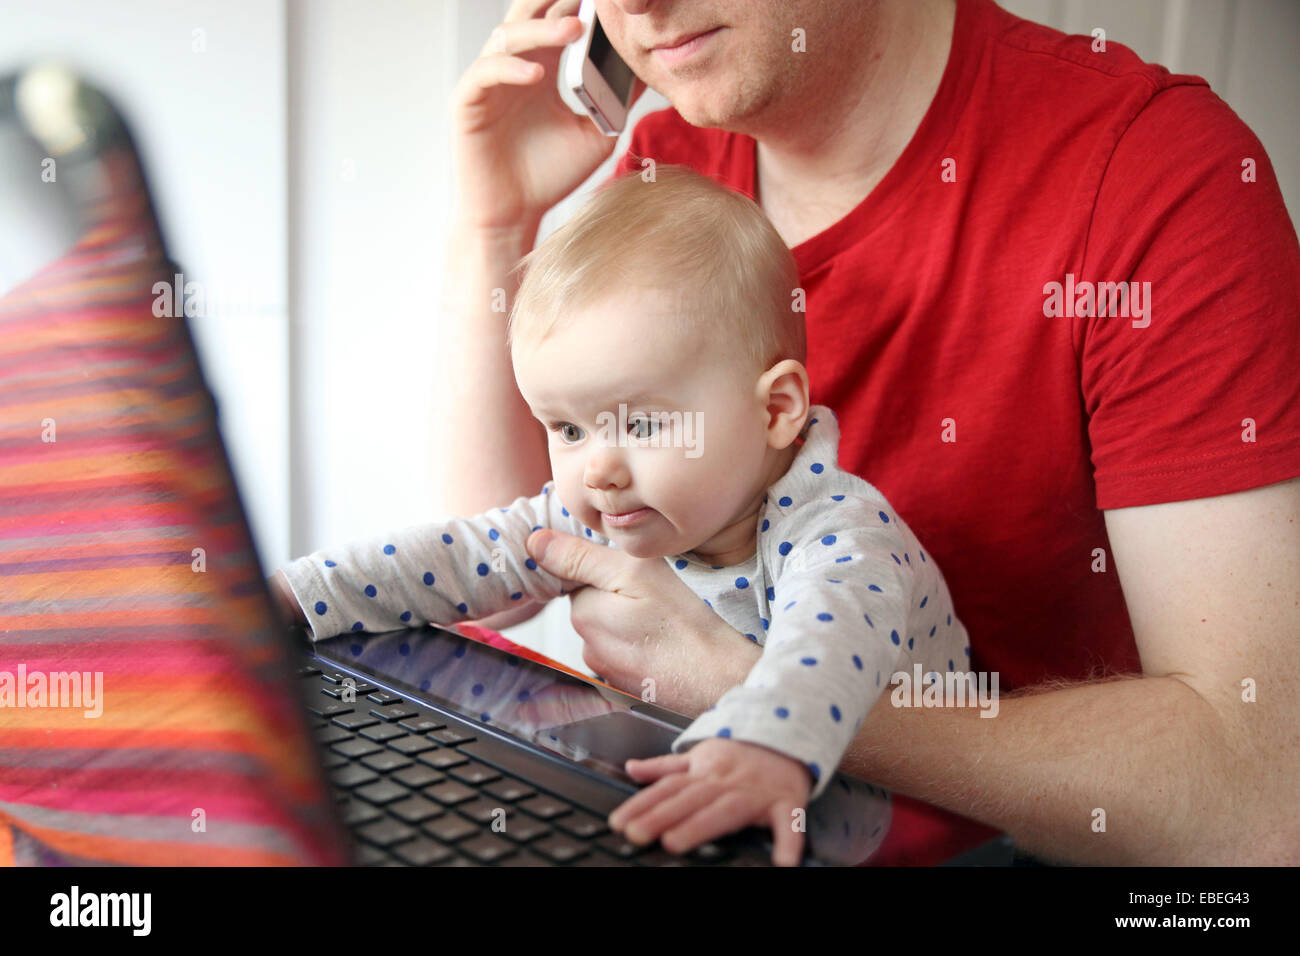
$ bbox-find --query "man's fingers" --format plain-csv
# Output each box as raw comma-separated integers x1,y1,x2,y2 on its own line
769,801,806,867
456,53,547,107
543,0,582,19
480,15,581,59
527,528,627,592
504,0,560,23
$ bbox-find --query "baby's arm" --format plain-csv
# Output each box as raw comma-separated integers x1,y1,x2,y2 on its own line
277,481,606,642
671,513,914,802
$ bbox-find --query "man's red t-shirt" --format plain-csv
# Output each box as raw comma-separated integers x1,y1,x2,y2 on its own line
611,0,1300,864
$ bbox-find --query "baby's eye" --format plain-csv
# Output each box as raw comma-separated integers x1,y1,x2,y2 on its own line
551,422,584,444
627,414,660,439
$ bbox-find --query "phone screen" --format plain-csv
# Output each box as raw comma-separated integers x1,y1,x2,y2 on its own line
590,17,635,103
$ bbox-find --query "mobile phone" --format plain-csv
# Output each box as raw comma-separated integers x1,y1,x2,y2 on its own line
558,0,638,136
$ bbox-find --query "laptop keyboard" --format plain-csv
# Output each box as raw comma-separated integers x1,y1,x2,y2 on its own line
299,664,773,866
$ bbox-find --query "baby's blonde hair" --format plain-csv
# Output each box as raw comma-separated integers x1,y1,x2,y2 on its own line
507,165,805,373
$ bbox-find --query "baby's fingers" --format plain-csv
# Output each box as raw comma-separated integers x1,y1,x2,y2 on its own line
769,800,806,867
660,792,760,857
619,780,723,846
623,753,690,782
607,771,691,831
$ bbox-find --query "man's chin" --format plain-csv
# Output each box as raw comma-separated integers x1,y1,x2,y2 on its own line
659,85,741,131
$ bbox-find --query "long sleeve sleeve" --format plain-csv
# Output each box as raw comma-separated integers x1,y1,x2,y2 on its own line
278,481,611,642
670,502,915,802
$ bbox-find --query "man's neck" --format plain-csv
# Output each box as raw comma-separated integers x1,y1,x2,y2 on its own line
749,0,957,243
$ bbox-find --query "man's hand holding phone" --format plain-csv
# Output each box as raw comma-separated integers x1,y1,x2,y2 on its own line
450,0,645,236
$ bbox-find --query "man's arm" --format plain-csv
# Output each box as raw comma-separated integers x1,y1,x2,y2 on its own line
437,218,552,516
836,476,1300,865
437,223,552,634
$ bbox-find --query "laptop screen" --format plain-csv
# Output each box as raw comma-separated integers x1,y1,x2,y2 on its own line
314,624,690,788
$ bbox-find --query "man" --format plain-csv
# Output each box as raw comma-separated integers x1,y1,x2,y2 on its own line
438,0,1300,865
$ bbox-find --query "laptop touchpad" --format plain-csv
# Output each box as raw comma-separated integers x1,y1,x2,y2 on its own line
545,711,680,766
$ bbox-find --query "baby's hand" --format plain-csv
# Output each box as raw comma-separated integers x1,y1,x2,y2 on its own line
608,737,812,867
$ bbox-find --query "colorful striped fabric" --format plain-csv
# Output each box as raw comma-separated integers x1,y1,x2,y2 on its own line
0,142,346,865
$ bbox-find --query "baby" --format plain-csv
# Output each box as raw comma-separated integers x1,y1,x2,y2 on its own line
273,165,971,865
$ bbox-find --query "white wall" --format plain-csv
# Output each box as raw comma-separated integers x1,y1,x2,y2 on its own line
0,0,291,572
3,0,1295,675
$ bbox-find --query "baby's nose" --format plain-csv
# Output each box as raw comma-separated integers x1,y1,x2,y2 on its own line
584,443,631,489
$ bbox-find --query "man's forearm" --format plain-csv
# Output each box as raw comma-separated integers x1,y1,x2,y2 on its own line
437,216,553,515
838,673,1289,865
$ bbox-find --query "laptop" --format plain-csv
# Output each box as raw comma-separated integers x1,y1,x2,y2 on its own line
0,64,879,866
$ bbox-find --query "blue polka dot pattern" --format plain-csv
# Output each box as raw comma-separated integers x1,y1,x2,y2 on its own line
778,496,792,507
364,584,376,597
821,534,836,545
891,630,900,645
817,613,833,622
735,577,749,590
488,529,499,541
399,611,412,622
878,511,890,523
561,507,569,517
760,519,770,532
675,558,687,569
868,584,882,592
831,494,844,501
810,463,823,474
830,704,841,722
775,707,789,719
423,572,434,585
456,602,468,613
766,586,775,601
784,600,796,611
324,559,336,568
351,621,364,631
476,563,489,576
525,558,537,570
800,657,818,666
717,728,732,738
778,541,792,555
441,533,453,544
383,544,395,555
314,601,327,615
852,655,863,670
863,612,873,627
